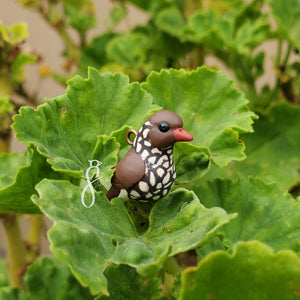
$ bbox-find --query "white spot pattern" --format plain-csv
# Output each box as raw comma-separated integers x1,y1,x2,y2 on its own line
156,168,164,177
162,173,170,185
139,181,149,192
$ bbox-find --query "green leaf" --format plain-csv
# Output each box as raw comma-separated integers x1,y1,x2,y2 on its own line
238,102,300,189
142,67,257,167
11,53,36,85
106,33,148,68
0,23,28,45
174,143,210,184
133,21,193,61
63,0,96,33
25,256,93,300
0,96,14,114
80,32,117,75
13,69,158,177
0,287,29,300
192,177,300,255
270,0,300,50
0,152,27,189
155,5,270,56
184,10,234,48
96,264,161,300
109,6,127,27
155,6,186,38
33,180,234,295
65,6,96,33
180,241,300,300
207,102,300,189
0,147,60,214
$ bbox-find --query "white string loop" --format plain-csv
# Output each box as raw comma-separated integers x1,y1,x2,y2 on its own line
81,160,102,208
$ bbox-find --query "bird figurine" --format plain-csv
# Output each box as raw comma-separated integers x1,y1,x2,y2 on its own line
106,110,193,201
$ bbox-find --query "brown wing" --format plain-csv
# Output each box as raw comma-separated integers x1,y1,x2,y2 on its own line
106,148,145,200
114,148,145,188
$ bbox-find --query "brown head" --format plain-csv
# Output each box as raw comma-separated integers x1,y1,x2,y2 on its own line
147,110,193,149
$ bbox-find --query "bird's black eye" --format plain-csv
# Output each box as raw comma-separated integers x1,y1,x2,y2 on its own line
158,121,170,132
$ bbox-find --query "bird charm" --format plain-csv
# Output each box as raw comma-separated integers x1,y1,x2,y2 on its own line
106,110,193,201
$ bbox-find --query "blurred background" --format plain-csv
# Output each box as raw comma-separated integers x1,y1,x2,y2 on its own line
0,0,152,259
0,0,148,101
0,0,294,259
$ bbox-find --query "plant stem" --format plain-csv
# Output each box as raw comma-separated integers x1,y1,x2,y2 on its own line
185,0,202,17
282,43,292,68
190,45,205,68
0,139,10,154
276,38,283,66
56,26,81,62
184,0,205,69
1,214,27,290
26,215,43,263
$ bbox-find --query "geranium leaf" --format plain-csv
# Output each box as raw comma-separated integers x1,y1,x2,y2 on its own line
0,287,29,300
25,256,93,300
80,32,117,75
106,33,147,68
0,147,60,214
206,102,300,189
234,102,300,189
96,264,161,300
142,67,257,167
174,143,210,184
33,180,234,295
192,177,300,255
62,0,96,33
0,22,28,45
180,241,300,300
270,0,300,50
0,152,27,189
13,69,158,177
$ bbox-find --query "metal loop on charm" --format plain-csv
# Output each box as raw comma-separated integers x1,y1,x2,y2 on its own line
126,129,137,146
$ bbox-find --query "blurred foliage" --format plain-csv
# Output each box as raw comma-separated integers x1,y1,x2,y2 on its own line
0,0,300,299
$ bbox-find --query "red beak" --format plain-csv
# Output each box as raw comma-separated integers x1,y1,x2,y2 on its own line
173,128,193,142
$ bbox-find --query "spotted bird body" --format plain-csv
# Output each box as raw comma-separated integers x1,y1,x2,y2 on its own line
126,121,176,201
106,110,193,201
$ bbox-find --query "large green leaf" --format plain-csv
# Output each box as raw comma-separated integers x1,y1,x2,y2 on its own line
33,180,234,295
206,102,300,189
13,69,158,177
270,0,300,50
174,143,210,184
192,177,300,255
25,256,93,300
0,147,60,214
142,67,257,167
180,241,300,300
